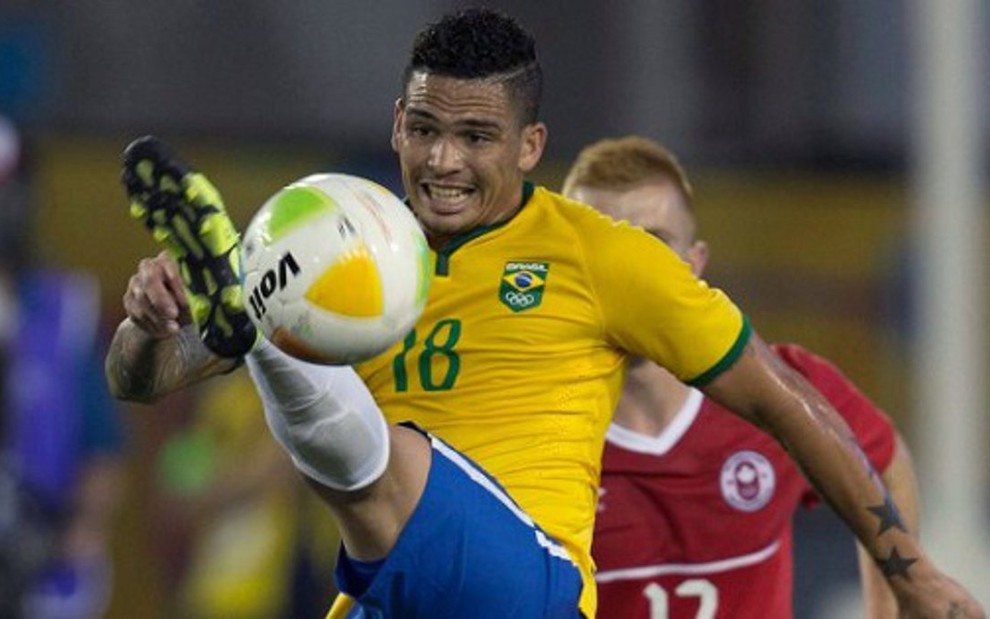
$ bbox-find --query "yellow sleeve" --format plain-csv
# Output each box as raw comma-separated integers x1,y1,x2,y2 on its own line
325,593,356,619
587,217,749,384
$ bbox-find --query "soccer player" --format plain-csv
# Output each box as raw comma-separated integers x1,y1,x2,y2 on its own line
104,8,984,618
562,135,919,618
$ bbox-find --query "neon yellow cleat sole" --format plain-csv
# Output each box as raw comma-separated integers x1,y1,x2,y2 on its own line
122,135,257,358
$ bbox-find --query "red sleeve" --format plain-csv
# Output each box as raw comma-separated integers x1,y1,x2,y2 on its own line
770,343,897,507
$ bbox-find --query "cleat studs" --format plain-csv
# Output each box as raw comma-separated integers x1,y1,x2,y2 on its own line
136,160,155,186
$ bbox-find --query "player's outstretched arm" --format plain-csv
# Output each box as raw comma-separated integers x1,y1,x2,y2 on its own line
858,433,920,618
105,251,237,403
702,332,985,618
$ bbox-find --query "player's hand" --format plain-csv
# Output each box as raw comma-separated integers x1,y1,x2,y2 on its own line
123,251,193,338
893,560,986,618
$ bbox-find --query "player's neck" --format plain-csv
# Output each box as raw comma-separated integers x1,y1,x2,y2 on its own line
612,362,692,436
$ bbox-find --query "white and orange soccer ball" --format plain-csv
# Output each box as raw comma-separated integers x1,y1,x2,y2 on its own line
241,173,431,364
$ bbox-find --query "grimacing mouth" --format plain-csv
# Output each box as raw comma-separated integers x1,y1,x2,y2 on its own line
421,182,476,201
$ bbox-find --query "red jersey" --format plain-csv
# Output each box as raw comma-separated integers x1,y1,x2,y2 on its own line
594,344,896,619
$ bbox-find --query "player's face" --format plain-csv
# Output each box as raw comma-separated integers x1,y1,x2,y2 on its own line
568,180,708,276
392,72,547,247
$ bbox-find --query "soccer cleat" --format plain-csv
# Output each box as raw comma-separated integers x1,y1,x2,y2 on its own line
122,135,257,358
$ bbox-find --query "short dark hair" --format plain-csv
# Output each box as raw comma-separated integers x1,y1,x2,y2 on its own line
403,8,543,125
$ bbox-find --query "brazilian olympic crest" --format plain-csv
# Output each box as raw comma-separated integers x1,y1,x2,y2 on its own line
499,261,549,313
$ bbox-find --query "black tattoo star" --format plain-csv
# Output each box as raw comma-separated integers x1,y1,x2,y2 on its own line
875,547,918,580
867,495,908,535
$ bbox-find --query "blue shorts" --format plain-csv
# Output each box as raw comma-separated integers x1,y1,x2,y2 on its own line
336,430,583,618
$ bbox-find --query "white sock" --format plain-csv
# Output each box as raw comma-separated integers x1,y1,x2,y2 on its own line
246,339,389,491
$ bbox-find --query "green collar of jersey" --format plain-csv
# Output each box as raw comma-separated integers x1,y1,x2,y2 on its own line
432,181,535,276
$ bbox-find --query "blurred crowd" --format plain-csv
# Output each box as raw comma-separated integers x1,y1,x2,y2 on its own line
0,113,339,619
0,113,123,618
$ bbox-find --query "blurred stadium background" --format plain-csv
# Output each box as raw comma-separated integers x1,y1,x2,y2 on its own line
1,0,987,616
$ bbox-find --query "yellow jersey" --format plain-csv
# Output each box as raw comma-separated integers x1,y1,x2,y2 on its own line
354,183,748,617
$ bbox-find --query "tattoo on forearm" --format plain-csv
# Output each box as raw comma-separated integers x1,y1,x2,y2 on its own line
173,325,213,376
785,391,925,589
107,330,154,400
842,435,910,538
107,323,213,400
832,430,919,583
867,494,908,536
852,437,918,582
874,547,918,580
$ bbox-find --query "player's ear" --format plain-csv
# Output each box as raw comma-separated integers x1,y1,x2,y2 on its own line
391,98,405,153
518,122,547,173
688,239,709,277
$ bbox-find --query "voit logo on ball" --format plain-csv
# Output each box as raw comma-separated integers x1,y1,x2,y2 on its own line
720,450,776,512
248,252,302,320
